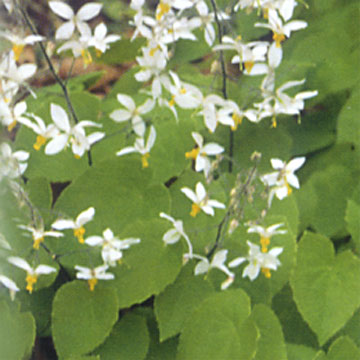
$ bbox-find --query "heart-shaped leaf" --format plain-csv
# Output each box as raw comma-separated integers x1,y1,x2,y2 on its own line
290,232,360,345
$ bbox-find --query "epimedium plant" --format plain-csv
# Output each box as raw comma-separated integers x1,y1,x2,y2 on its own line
0,0,359,359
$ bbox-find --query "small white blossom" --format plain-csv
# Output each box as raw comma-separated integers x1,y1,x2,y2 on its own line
110,94,155,137
185,132,224,177
181,181,225,217
75,264,114,291
8,257,56,293
0,143,29,181
0,275,19,300
18,224,63,250
116,125,156,168
194,250,234,290
89,23,121,54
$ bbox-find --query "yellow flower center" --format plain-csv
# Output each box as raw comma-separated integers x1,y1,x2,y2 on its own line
190,203,201,217
149,45,160,57
273,33,286,48
74,226,86,244
180,87,187,95
156,2,170,21
261,267,272,278
33,135,47,151
260,236,270,253
168,95,175,107
88,278,98,291
141,153,150,168
81,49,93,66
33,236,44,250
26,274,38,293
185,147,200,160
95,49,102,58
7,120,17,132
263,8,269,19
271,116,277,128
285,180,293,196
231,113,243,131
74,154,81,159
244,61,254,74
12,44,25,62
236,35,242,41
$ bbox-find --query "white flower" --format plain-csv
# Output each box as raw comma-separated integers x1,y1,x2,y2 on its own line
185,132,224,177
116,125,156,168
0,31,44,61
0,143,29,181
75,264,114,291
181,181,225,217
247,223,286,252
17,113,59,151
85,228,140,267
110,94,154,137
18,224,63,250
229,241,283,281
194,250,234,290
89,23,121,54
49,1,102,40
261,156,305,205
2,0,14,13
0,100,28,131
0,275,19,300
45,103,104,158
159,212,193,258
255,9,307,48
52,207,95,244
8,257,56,293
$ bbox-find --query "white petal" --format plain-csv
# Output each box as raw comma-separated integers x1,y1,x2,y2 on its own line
195,182,206,201
85,236,104,246
194,259,210,275
35,265,57,275
0,275,19,292
191,132,203,147
77,207,95,226
201,205,215,216
202,143,224,155
268,42,282,68
50,104,70,132
76,3,102,21
138,98,155,114
55,22,75,40
110,109,131,122
286,173,300,189
287,157,306,172
94,22,107,39
116,94,136,111
163,229,181,244
243,263,260,281
211,250,227,267
159,212,175,223
181,187,198,203
116,146,137,157
271,158,285,170
52,219,75,230
146,126,156,151
228,257,246,268
49,1,74,19
207,200,226,209
8,257,31,272
45,134,69,155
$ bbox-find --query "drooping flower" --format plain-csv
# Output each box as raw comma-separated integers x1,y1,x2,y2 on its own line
0,143,29,181
7,257,57,293
185,132,224,177
0,274,19,300
85,228,140,267
75,264,114,291
18,224,63,250
52,207,95,244
116,125,156,168
229,241,283,280
194,250,235,290
181,181,225,217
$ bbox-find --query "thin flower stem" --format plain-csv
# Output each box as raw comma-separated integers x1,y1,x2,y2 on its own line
209,0,233,172
16,1,93,166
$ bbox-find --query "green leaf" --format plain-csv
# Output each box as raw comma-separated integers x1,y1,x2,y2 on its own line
340,308,360,348
177,289,259,360
154,263,215,341
250,304,287,360
66,355,100,360
272,284,318,348
326,336,360,360
52,281,119,359
290,232,360,345
94,312,150,360
286,344,318,360
337,85,360,147
345,200,360,251
0,300,36,360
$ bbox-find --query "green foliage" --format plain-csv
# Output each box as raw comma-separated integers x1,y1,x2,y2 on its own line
177,289,259,360
345,200,360,252
52,281,119,359
290,232,360,345
0,300,36,360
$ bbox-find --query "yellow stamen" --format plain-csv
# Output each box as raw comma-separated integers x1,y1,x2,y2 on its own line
185,147,200,160
263,8,269,19
285,181,293,196
271,116,277,128
260,236,270,253
95,49,102,58
81,49,93,66
26,274,38,293
168,96,175,107
190,203,201,217
141,153,150,168
180,88,187,95
231,113,243,131
156,2,170,21
33,135,47,151
12,44,25,62
273,33,286,48
236,35,242,41
88,278,98,291
244,61,254,74
149,45,160,57
74,154,81,159
7,120,17,132
33,236,44,250
74,226,86,244
261,268,271,278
